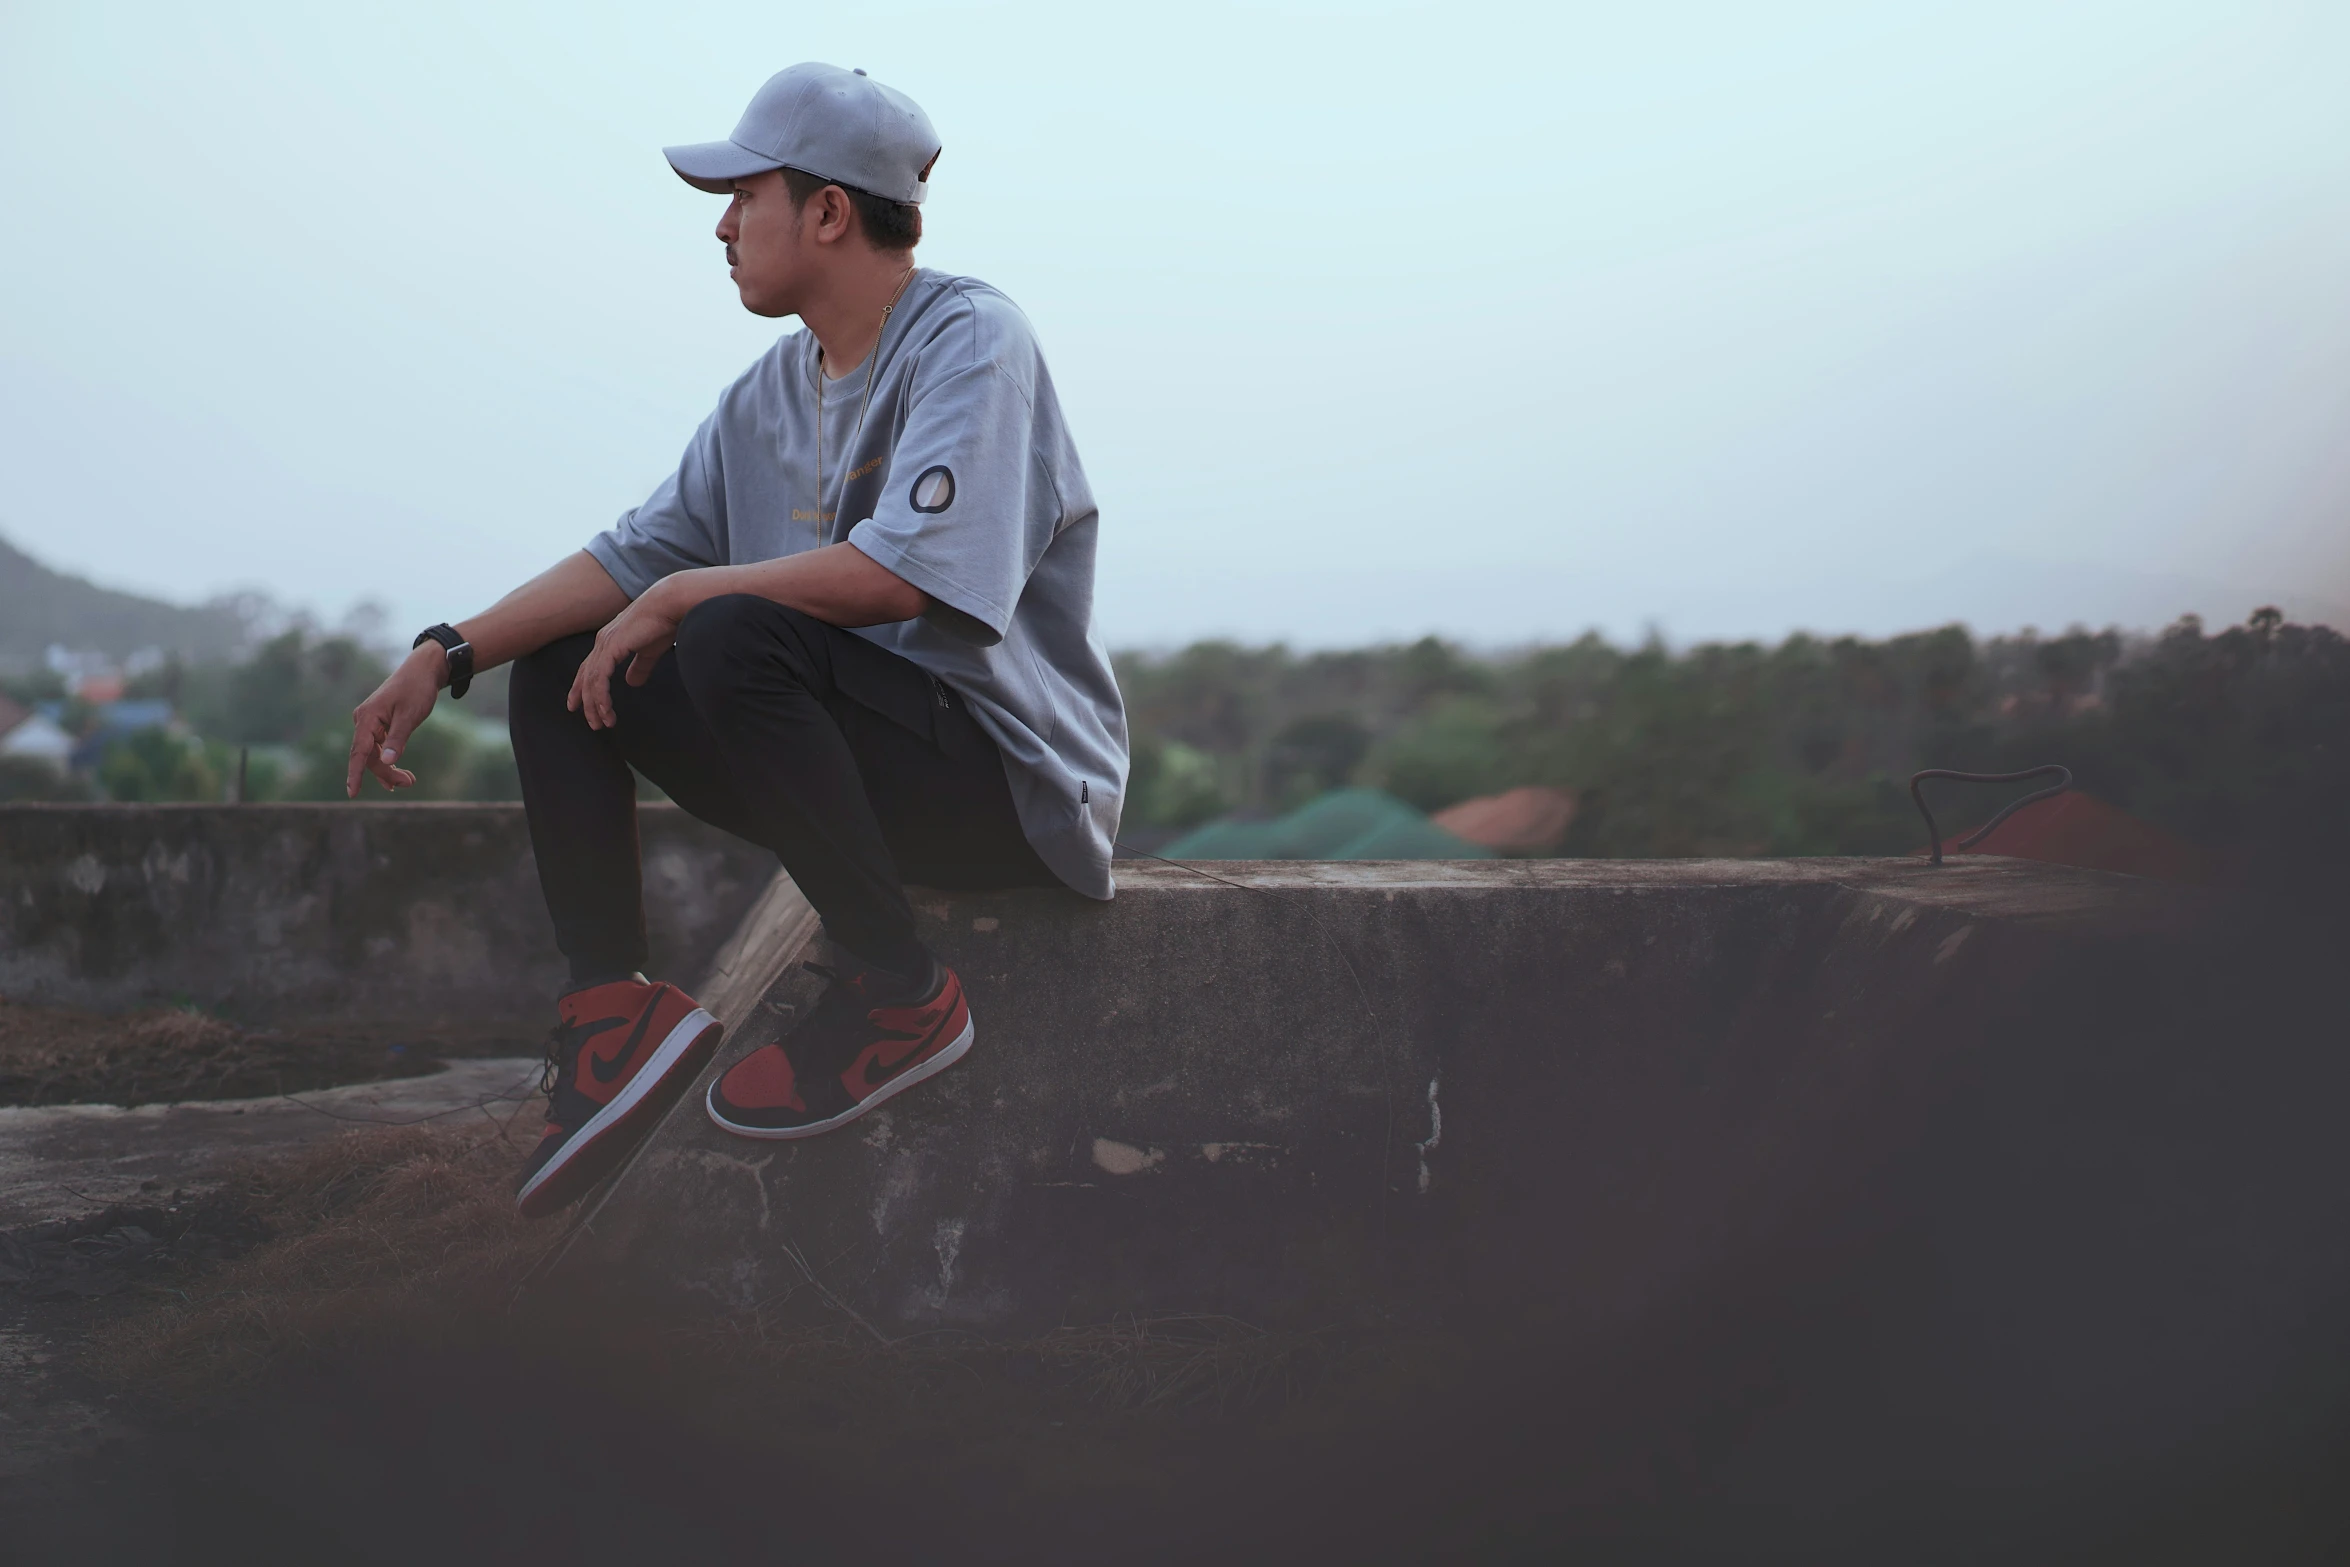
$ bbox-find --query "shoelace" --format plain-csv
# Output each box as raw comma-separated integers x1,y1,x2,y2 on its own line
538,1014,597,1097
783,962,938,1070
796,962,871,1030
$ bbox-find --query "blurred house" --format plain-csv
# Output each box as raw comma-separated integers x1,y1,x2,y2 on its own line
1949,790,2216,882
0,694,75,770
44,644,125,703
62,698,179,772
1161,788,1492,861
1431,786,1577,855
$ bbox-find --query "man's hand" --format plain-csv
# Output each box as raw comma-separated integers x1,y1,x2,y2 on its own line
567,580,685,730
337,553,627,797
346,645,445,796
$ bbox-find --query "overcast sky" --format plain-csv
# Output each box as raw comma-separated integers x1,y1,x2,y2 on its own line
3,0,2346,651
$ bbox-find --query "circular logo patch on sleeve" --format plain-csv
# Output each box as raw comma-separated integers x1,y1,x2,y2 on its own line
909,465,956,513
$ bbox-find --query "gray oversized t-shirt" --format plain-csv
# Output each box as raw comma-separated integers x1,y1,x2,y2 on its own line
586,269,1127,899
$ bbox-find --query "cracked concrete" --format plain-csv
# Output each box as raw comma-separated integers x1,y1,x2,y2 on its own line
557,857,2206,1337
0,1059,540,1227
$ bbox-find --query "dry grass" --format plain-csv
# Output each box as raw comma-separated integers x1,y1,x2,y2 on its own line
0,996,438,1107
88,1122,560,1403
62,1127,1465,1560
88,1121,1336,1426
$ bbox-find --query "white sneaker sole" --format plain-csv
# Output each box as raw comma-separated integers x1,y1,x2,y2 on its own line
706,1014,975,1141
516,1005,718,1212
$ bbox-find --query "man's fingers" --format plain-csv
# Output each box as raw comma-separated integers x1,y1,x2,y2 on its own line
365,750,416,790
346,660,440,797
570,639,614,724
368,758,418,792
361,724,412,788
571,648,613,729
623,641,670,688
381,705,426,765
591,643,629,726
346,709,386,798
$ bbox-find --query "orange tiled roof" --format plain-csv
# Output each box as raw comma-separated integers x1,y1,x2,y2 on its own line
1431,786,1577,854
1952,790,2215,882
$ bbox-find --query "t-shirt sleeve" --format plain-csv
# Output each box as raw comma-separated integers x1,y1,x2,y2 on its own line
847,359,1059,647
585,414,728,598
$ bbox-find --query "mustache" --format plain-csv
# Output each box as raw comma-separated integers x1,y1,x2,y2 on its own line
725,244,739,266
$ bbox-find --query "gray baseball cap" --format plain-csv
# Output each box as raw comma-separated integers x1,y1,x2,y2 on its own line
664,63,940,204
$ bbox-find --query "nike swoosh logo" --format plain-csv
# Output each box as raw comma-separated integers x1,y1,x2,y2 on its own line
564,1016,624,1052
842,1006,957,1099
588,994,665,1085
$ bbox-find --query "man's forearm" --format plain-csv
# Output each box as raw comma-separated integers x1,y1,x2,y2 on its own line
417,543,924,701
453,551,632,673
650,542,928,629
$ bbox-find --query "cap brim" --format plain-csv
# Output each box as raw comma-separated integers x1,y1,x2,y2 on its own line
662,139,785,194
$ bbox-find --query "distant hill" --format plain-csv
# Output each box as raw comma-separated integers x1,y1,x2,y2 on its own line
0,532,248,664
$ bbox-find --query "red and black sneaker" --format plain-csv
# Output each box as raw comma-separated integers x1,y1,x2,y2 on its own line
515,977,723,1219
706,960,973,1140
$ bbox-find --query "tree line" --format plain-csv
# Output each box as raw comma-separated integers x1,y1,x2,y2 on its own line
7,610,2343,880
1119,610,2346,876
0,630,519,804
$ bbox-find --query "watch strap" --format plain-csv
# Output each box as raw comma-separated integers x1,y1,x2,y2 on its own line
414,624,474,699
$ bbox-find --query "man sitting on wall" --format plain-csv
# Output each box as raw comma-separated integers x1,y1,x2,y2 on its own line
345,63,1126,1218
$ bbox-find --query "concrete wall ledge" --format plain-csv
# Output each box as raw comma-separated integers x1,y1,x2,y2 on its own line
555,855,2350,1493
563,856,2209,1328
5,804,2328,1501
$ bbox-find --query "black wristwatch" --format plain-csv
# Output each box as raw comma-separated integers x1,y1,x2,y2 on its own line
414,624,474,699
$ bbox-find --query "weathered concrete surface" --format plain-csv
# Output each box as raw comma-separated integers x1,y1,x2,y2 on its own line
561,855,2198,1333
0,1058,540,1225
0,805,773,1036
552,856,2350,1506
0,1323,130,1482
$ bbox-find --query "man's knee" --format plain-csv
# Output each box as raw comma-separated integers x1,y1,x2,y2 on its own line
509,631,595,715
674,594,822,710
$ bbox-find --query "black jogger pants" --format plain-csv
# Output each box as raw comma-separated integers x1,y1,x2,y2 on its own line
508,593,1058,987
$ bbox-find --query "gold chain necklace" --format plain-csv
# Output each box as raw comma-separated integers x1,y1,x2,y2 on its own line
812,265,918,548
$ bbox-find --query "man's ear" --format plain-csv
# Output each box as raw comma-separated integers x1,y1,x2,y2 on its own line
823,185,857,244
